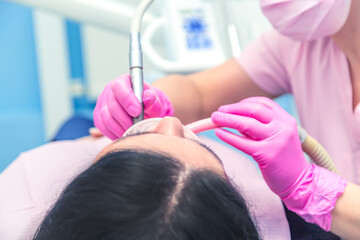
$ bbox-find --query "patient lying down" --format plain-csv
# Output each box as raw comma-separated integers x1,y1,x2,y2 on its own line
33,117,260,240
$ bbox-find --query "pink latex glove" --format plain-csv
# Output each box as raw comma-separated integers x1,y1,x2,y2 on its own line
93,74,174,140
211,97,347,231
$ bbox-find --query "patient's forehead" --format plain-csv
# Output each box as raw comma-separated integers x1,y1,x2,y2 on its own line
97,133,225,175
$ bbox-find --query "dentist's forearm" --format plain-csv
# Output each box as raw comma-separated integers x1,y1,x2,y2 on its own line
330,182,360,240
152,58,275,124
152,74,204,124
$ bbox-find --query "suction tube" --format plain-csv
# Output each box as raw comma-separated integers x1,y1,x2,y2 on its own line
186,118,219,134
186,118,338,173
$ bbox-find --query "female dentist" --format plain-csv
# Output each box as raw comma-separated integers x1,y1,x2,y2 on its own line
94,0,360,239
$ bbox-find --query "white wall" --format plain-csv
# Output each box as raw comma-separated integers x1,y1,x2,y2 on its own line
33,10,73,140
225,0,271,52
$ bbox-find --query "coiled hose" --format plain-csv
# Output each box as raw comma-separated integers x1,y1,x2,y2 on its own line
297,126,338,173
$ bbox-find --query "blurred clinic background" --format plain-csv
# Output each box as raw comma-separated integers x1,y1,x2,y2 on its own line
0,0,297,172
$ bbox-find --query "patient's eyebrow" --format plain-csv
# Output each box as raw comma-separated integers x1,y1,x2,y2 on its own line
113,132,223,164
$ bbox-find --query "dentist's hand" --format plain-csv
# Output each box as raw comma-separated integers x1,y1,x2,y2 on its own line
211,97,347,231
93,74,174,140
211,97,309,197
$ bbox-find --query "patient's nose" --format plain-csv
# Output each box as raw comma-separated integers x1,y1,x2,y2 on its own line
153,117,185,137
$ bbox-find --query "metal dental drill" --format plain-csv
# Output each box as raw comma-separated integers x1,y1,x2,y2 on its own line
129,0,154,124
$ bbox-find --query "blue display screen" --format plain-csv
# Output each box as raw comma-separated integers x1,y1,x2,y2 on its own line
182,10,213,50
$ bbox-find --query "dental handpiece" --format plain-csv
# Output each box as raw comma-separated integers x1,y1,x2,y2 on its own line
129,0,154,125
129,32,144,124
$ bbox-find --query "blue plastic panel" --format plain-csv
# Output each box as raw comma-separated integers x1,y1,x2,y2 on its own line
0,1,45,172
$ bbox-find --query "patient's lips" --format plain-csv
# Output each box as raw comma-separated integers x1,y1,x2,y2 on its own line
123,118,201,142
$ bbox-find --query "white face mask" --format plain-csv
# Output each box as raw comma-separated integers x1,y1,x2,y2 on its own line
123,118,201,142
260,0,351,41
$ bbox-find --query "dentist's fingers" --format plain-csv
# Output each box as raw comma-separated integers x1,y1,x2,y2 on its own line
212,111,271,140
94,111,118,141
218,101,273,124
94,82,109,113
111,74,142,117
107,90,133,131
143,89,163,118
240,96,276,109
214,128,259,156
99,106,125,140
240,97,297,126
93,84,118,140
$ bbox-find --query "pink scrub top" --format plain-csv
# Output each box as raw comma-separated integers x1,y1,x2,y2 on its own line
0,136,290,240
237,30,360,184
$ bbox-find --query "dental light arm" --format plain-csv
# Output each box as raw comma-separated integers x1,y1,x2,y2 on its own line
130,0,154,124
